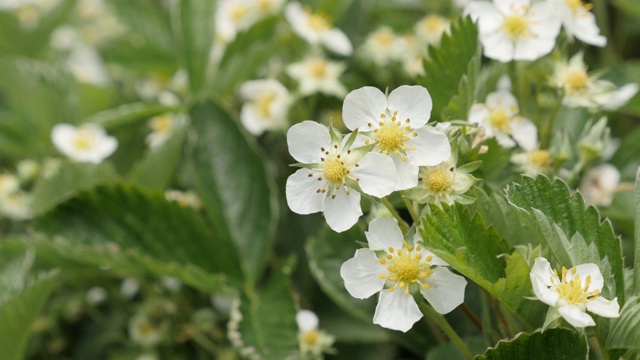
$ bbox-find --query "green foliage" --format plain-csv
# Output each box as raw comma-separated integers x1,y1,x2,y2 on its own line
419,16,479,121
634,168,640,294
84,102,180,129
34,184,243,279
190,101,278,284
506,176,625,302
0,252,58,360
30,160,118,216
607,296,640,351
230,265,298,359
176,0,216,98
475,328,588,360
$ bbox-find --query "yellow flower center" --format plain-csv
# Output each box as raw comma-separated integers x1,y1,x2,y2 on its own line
503,15,528,39
73,131,94,150
150,115,173,134
529,150,551,168
424,169,453,193
322,155,348,184
379,242,434,295
419,15,446,35
554,267,600,305
254,92,277,118
565,71,589,92
564,0,591,12
488,110,511,131
307,12,331,31
139,322,156,336
230,5,249,22
301,330,319,346
310,59,327,78
257,0,274,12
373,29,395,47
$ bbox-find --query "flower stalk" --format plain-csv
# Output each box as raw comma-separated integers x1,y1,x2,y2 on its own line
419,302,473,360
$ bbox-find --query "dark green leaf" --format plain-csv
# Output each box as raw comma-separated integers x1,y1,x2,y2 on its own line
475,328,588,360
190,101,278,283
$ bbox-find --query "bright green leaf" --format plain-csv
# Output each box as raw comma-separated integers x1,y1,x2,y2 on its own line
475,328,588,360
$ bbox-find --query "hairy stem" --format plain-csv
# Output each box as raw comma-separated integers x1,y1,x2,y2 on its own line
381,197,410,233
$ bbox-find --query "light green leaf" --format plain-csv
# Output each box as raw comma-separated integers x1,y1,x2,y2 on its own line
419,16,479,121
84,102,180,129
176,0,216,98
230,265,298,360
634,167,640,294
190,101,278,283
30,160,119,216
128,122,188,190
506,176,625,302
0,270,58,360
475,328,587,360
34,184,243,280
607,296,640,351
109,0,175,56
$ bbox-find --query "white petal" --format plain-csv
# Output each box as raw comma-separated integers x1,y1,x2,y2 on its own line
510,117,537,151
240,106,267,135
296,310,319,331
285,168,325,215
570,263,604,293
387,86,432,128
527,3,561,38
597,83,639,110
558,304,595,328
365,216,404,251
486,90,518,115
287,121,331,164
373,290,422,332
421,267,467,314
342,87,388,131
464,2,502,34
495,132,516,148
481,31,514,63
414,242,448,266
513,36,556,62
351,152,396,198
494,0,530,15
572,12,606,47
468,104,489,125
322,29,353,56
323,186,362,232
586,297,620,318
406,126,451,166
391,155,419,191
530,257,560,306
340,249,387,299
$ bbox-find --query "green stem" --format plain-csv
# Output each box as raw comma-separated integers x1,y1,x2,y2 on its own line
381,197,409,233
419,302,473,360
592,0,616,65
402,196,420,223
633,167,640,294
541,94,564,149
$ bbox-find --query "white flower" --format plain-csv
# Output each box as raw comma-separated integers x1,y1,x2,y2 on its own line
530,257,619,328
414,14,450,46
120,277,140,299
296,310,335,358
397,35,425,77
342,86,451,190
578,163,620,207
340,217,467,332
510,129,553,176
0,191,32,220
86,286,107,305
285,121,397,232
51,123,118,163
360,26,402,67
164,190,202,210
0,173,20,199
548,0,606,47
405,156,479,205
215,0,260,44
468,90,537,149
464,0,561,62
146,113,184,149
287,57,347,98
239,79,290,136
284,2,352,56
128,313,166,347
66,45,109,86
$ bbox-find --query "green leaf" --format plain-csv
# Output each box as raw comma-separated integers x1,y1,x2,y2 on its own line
30,160,119,216
190,101,278,283
128,121,188,190
84,102,180,129
0,270,58,360
419,16,479,121
34,184,243,280
109,0,175,56
506,176,625,303
418,204,533,316
442,40,481,121
427,336,489,360
634,168,640,294
176,0,216,97
229,265,298,359
475,328,588,360
607,296,640,350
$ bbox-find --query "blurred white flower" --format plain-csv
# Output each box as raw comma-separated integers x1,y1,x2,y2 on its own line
254,0,285,17
285,121,397,232
164,190,202,210
0,191,32,220
161,277,182,292
120,277,140,299
510,130,553,176
530,257,619,328
405,156,479,205
129,313,167,347
468,90,537,149
287,57,347,98
343,85,451,190
397,34,425,77
360,26,402,67
215,0,261,44
239,79,290,135
548,0,606,47
86,287,108,305
414,14,450,46
296,310,335,358
0,173,20,199
340,217,467,332
284,2,353,56
0,0,61,29
579,163,620,207
17,160,39,183
66,45,109,86
135,354,158,360
51,123,118,164
464,0,561,62
146,114,184,149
